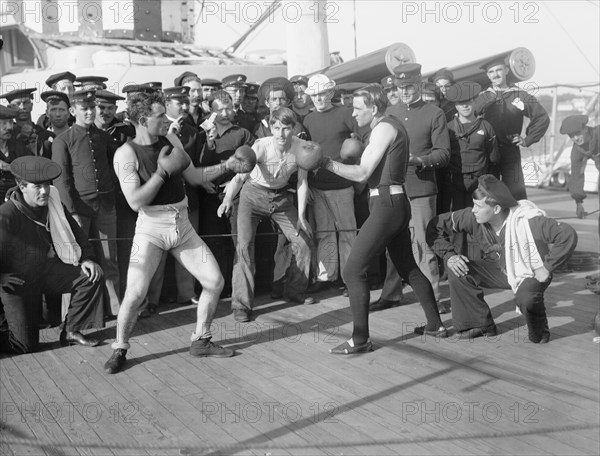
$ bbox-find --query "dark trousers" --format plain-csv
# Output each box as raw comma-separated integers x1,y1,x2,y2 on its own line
343,191,442,345
496,146,527,200
198,192,236,294
0,258,105,354
448,260,550,341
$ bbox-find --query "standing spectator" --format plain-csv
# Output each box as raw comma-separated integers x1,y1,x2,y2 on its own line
1,88,54,158
0,106,31,202
560,115,599,220
51,89,121,316
290,75,313,123
303,74,359,295
441,81,498,212
41,91,71,137
474,57,549,200
197,91,255,298
381,76,401,107
222,74,259,133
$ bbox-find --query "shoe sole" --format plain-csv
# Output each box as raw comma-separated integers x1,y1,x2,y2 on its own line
190,352,234,358
60,339,99,347
330,342,373,355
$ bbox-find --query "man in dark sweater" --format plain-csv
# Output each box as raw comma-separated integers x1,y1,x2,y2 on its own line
474,57,549,200
0,156,105,353
426,175,577,343
303,74,359,294
372,64,450,311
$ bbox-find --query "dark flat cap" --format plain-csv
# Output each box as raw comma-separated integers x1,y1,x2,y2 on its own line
75,76,108,89
71,89,96,104
445,81,481,103
0,105,20,119
245,82,260,98
480,56,507,71
560,115,589,135
41,90,70,106
290,75,308,86
222,74,248,88
477,174,519,208
432,68,454,83
10,156,62,183
380,75,396,89
144,82,162,90
163,86,190,99
0,88,37,103
174,71,200,87
201,78,222,88
95,89,125,104
122,84,157,95
46,71,76,88
393,63,422,85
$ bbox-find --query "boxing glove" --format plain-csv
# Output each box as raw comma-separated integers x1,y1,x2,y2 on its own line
340,137,364,164
296,141,324,171
157,145,191,178
226,145,257,174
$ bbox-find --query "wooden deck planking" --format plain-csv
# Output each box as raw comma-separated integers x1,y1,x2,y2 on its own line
2,187,599,456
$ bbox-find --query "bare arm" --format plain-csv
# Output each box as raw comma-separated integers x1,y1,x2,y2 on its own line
325,121,396,183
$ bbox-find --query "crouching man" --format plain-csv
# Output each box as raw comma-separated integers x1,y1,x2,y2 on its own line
426,175,577,343
0,156,105,353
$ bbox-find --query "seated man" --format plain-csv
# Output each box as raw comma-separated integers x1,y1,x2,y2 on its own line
0,156,105,354
426,175,577,343
218,107,313,323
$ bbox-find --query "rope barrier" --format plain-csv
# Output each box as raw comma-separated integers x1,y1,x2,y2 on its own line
88,228,361,242
87,208,600,242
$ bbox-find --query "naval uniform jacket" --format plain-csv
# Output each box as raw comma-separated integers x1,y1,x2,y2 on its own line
386,99,450,198
0,188,97,283
51,124,117,217
13,122,54,159
474,86,549,163
426,208,577,275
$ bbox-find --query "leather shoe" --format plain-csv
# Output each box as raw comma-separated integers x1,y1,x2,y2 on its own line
529,332,551,344
457,324,498,339
104,349,127,374
284,294,317,305
60,330,99,347
330,339,373,355
414,326,449,338
233,308,251,322
369,298,402,312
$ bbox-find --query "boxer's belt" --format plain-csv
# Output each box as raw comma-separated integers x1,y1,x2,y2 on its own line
369,184,404,197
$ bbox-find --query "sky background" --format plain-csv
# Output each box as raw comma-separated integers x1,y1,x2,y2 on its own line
197,0,600,89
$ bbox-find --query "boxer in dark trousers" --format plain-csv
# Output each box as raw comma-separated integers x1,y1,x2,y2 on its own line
319,84,446,355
